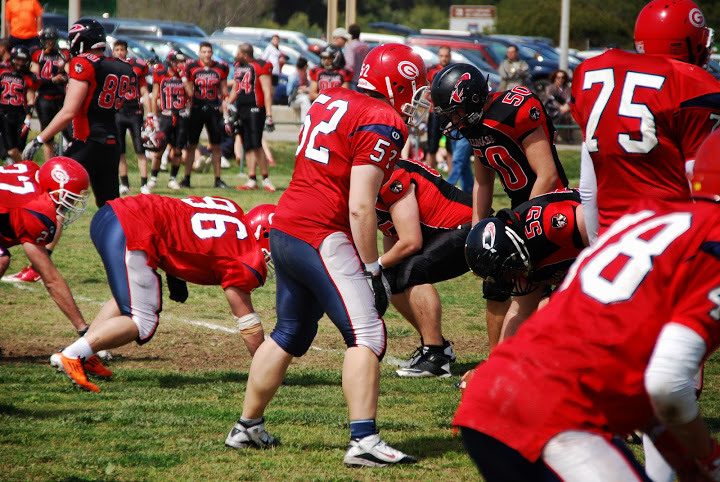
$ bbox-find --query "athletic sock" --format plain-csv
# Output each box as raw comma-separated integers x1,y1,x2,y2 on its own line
350,419,376,439
239,417,263,428
151,169,160,178
140,177,147,186
62,337,94,360
170,165,180,178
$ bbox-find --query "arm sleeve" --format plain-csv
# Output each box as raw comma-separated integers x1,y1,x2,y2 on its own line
579,142,598,244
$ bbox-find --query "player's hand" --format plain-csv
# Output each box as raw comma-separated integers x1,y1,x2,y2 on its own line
364,268,391,318
166,274,188,303
264,115,275,132
22,137,43,160
145,113,158,130
180,106,191,118
224,119,234,137
21,118,31,139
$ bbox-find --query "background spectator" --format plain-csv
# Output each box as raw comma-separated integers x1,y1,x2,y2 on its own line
545,69,573,143
498,45,530,91
287,55,310,120
5,0,43,50
331,27,351,49
262,34,282,88
344,24,369,91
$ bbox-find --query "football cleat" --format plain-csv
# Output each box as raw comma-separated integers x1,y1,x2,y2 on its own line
396,347,451,378
50,352,99,392
225,418,280,449
167,179,180,190
237,179,258,191
344,433,417,467
179,178,192,188
408,339,456,366
2,265,42,283
214,179,230,189
140,185,151,195
147,177,157,189
262,178,276,192
220,157,232,169
83,354,113,378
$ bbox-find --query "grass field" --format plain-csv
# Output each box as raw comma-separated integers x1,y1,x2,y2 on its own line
2,141,718,480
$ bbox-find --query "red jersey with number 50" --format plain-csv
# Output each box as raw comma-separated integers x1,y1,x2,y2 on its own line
232,59,272,107
571,49,720,232
153,66,188,113
185,59,229,108
69,54,136,142
107,194,266,292
274,87,407,248
462,87,568,208
454,199,720,462
0,161,57,249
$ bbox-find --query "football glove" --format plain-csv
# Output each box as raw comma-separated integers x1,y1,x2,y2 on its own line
22,136,43,161
166,274,188,303
264,115,275,132
364,268,391,318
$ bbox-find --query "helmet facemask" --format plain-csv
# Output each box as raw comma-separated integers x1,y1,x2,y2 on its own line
49,188,89,228
401,85,431,127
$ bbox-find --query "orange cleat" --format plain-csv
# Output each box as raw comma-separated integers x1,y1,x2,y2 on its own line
83,355,113,378
50,352,100,392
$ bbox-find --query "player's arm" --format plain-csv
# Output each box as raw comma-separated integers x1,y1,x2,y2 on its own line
225,80,238,109
183,78,194,107
140,84,151,115
341,81,350,89
309,80,319,102
34,77,88,143
523,127,559,199
380,184,422,268
500,288,544,341
22,241,88,333
224,285,264,356
473,158,494,225
259,73,272,117
150,83,160,117
349,164,384,266
578,143,599,244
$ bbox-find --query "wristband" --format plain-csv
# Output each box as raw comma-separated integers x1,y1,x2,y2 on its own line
35,135,44,144
77,327,88,336
378,257,384,269
26,104,34,116
364,260,380,274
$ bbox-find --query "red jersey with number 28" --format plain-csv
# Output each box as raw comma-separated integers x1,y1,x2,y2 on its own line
69,54,136,142
462,87,568,208
273,87,407,248
571,49,720,232
454,199,720,462
0,161,57,249
107,194,266,292
232,59,272,108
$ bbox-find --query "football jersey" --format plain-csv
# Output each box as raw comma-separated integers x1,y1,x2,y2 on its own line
185,59,229,108
31,47,68,96
107,194,266,292
308,66,353,93
153,66,188,113
427,63,445,83
497,188,584,284
69,54,136,142
273,87,407,248
120,57,149,114
0,66,37,113
376,158,472,240
0,161,57,249
454,199,720,462
570,49,720,232
232,59,272,108
462,87,568,208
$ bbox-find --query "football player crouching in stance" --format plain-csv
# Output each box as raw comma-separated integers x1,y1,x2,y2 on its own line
50,198,275,392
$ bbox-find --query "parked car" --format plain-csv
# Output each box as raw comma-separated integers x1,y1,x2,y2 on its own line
221,27,311,52
211,34,318,77
419,44,500,89
114,19,207,38
359,33,406,48
406,35,502,70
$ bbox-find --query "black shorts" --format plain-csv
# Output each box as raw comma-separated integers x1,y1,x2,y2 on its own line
237,106,265,151
65,139,121,208
116,110,144,154
426,113,442,154
36,95,64,130
187,105,223,145
159,114,188,149
0,110,26,151
383,223,471,294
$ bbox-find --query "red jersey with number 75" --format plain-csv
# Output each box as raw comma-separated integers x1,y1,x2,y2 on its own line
570,49,720,232
232,59,272,108
107,194,266,292
273,87,407,248
454,199,720,462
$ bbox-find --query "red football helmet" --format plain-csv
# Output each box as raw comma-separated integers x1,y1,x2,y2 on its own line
36,157,90,227
689,130,720,202
634,0,713,66
246,203,276,274
141,125,167,151
357,43,430,126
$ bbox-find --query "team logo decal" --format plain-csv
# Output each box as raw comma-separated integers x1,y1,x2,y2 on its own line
51,167,69,186
397,61,419,80
551,213,568,229
74,62,83,73
68,24,85,35
689,8,705,28
529,106,541,121
389,180,404,194
451,73,471,104
482,221,496,251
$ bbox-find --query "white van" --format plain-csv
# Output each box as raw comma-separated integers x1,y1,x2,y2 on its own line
222,27,310,52
359,33,406,48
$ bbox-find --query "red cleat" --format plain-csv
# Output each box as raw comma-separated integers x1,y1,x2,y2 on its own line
2,265,41,283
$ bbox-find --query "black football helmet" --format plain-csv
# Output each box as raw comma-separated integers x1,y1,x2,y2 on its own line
40,26,59,49
320,44,345,70
431,63,489,139
68,19,107,56
11,46,30,71
465,217,537,296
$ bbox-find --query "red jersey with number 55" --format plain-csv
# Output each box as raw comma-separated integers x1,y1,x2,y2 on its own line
0,161,57,249
274,87,407,248
108,195,266,292
570,49,720,232
69,54,136,142
462,87,568,208
232,59,272,108
454,199,720,461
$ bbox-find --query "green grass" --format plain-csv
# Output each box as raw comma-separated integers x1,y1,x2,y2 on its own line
4,141,717,480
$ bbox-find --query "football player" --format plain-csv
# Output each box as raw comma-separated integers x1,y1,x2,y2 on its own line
465,189,587,341
0,46,37,163
431,62,568,350
571,0,720,242
454,129,720,482
308,44,352,101
375,158,470,378
49,197,273,393
225,43,429,467
0,158,92,338
424,45,453,171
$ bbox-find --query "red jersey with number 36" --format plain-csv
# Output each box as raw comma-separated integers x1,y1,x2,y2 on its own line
232,59,272,108
69,54,136,142
454,199,720,461
0,161,57,249
571,49,720,232
462,87,568,208
273,87,407,248
108,194,266,292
